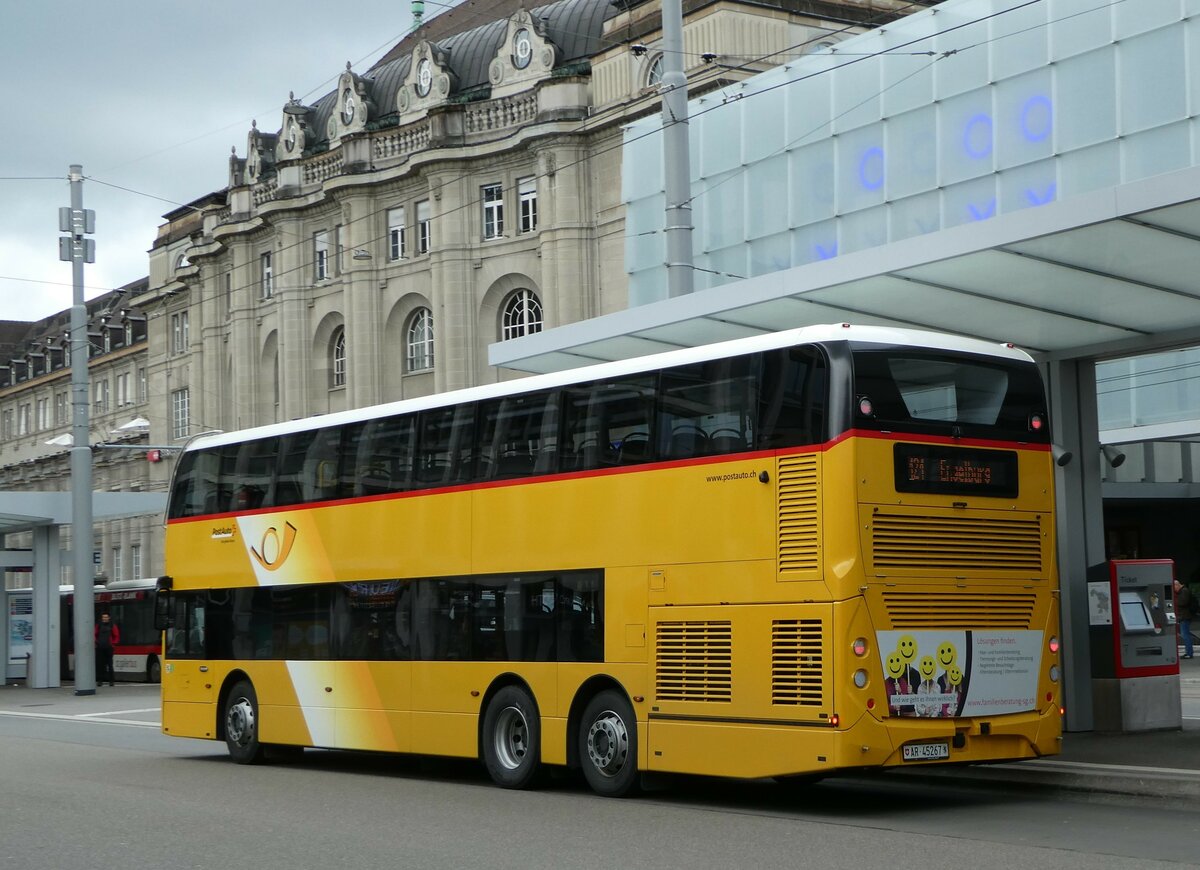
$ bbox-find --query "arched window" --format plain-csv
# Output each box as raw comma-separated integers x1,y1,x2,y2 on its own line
501,289,543,341
331,329,346,388
647,55,664,89
406,307,434,372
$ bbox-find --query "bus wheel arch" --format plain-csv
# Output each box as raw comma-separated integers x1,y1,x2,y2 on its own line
571,679,640,797
478,675,542,789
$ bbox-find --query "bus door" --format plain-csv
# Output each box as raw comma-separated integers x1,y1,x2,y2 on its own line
163,592,215,705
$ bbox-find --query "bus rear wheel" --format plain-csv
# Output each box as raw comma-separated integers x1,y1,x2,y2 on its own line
579,690,639,797
147,656,161,684
482,685,542,789
224,680,265,764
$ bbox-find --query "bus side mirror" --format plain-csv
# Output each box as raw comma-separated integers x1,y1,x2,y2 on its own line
154,590,174,631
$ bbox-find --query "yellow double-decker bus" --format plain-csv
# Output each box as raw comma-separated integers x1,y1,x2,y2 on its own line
156,323,1061,796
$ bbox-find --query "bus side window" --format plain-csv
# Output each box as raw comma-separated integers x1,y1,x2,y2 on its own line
415,406,475,487
351,415,414,496
658,355,757,459
167,593,206,658
227,438,277,511
479,391,560,480
757,347,827,449
168,449,221,519
562,376,656,470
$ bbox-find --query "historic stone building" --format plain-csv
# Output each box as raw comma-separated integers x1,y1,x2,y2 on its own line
0,282,157,585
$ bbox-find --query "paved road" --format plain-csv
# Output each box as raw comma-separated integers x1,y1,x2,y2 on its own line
0,685,1197,870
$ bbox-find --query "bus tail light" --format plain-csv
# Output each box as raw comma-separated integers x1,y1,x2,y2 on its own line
1049,665,1060,682
828,714,840,727
852,637,868,657
1048,635,1060,654
1060,706,1066,717
853,669,868,688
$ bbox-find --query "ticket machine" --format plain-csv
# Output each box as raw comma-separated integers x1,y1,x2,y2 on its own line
1088,559,1181,732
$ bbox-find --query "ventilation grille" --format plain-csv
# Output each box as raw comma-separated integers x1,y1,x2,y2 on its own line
882,590,1038,628
655,621,732,702
871,512,1043,574
771,619,824,706
778,454,820,574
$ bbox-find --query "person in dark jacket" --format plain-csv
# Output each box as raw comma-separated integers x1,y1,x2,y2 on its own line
1175,579,1195,659
94,612,120,686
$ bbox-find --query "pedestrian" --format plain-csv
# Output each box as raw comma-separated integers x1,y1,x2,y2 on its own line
1175,579,1195,660
94,611,120,686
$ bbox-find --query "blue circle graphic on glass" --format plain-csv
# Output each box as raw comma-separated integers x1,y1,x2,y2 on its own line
859,147,885,191
1021,95,1052,143
963,114,993,159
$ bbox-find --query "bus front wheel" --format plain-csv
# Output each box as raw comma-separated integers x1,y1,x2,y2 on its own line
579,690,639,797
224,680,265,764
482,685,542,789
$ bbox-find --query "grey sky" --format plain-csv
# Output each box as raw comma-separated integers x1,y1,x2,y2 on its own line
0,1,452,322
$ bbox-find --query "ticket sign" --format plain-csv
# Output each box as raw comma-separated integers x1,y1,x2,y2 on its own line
894,443,1018,498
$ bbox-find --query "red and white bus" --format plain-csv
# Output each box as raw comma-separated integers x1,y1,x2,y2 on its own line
63,578,165,683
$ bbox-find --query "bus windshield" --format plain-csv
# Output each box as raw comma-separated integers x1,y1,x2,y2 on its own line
851,347,1048,442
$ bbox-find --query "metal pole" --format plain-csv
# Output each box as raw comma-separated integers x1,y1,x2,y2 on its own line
67,165,96,695
661,0,694,298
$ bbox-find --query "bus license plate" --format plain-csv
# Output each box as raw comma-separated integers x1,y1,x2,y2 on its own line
902,742,949,762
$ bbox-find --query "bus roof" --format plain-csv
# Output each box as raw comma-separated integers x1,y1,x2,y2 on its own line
184,323,1036,452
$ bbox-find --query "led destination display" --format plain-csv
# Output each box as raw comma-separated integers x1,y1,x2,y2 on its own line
893,443,1018,498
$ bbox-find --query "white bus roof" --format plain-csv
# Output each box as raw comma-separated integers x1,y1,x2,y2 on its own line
185,323,1035,452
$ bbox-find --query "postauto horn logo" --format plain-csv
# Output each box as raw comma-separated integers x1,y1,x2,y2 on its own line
249,521,299,572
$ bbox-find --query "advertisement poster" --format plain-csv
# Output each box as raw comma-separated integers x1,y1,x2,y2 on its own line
876,629,1043,718
8,591,32,665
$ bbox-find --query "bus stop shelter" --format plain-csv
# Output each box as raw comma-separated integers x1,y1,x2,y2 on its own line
1,491,166,688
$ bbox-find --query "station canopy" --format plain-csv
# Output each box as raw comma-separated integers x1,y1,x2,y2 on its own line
491,166,1200,375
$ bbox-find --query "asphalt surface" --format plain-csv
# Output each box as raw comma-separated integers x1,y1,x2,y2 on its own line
5,659,1200,800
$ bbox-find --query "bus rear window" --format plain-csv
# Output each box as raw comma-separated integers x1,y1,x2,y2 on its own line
852,348,1048,441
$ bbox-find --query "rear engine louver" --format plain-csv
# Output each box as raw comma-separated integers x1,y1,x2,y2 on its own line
778,454,820,575
882,590,1037,629
655,621,732,702
871,512,1044,575
772,619,824,706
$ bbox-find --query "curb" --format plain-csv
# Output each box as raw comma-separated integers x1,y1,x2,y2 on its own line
883,759,1200,800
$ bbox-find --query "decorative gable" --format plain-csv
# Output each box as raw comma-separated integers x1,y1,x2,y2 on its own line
244,121,277,185
327,63,374,144
488,9,557,99
276,92,314,162
397,40,455,120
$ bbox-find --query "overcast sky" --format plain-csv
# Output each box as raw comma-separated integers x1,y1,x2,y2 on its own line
0,1,459,323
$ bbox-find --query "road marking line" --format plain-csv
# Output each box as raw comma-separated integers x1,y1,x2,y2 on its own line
0,709,159,728
76,707,159,717
1021,758,1200,778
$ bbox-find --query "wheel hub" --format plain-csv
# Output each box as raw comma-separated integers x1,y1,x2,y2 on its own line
587,712,629,776
494,705,529,770
227,698,255,746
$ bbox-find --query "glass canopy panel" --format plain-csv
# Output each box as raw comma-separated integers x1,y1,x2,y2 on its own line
1098,346,1200,430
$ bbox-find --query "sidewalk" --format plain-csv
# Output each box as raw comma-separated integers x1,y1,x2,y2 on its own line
4,665,1200,798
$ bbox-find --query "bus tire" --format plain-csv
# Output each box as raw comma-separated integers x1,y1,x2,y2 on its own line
482,685,541,789
224,680,265,764
147,656,161,684
579,690,639,798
